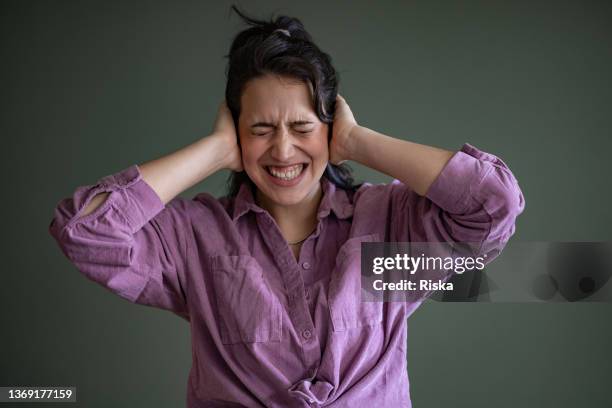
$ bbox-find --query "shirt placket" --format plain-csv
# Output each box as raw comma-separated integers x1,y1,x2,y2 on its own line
256,212,321,377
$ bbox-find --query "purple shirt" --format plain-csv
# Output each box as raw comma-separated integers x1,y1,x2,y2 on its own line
49,143,524,407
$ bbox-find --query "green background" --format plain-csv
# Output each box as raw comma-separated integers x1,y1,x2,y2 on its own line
2,0,611,406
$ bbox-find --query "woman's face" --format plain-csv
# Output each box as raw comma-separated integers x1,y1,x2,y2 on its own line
238,74,329,207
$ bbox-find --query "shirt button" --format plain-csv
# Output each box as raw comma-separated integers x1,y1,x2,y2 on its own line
302,261,311,270
302,329,312,339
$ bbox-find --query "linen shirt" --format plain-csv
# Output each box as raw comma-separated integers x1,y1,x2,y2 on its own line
49,143,525,407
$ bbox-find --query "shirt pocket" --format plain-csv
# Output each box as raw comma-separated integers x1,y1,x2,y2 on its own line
210,255,282,345
328,233,384,332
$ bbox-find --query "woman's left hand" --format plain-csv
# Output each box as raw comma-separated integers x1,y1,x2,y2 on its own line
329,94,358,165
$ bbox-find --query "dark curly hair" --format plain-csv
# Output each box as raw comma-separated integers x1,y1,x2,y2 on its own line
224,5,361,197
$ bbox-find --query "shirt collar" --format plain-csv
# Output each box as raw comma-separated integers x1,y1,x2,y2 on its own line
231,177,354,222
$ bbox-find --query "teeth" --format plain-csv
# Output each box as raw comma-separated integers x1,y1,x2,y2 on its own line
268,164,304,181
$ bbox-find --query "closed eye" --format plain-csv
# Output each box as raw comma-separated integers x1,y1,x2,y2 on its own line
294,126,315,133
252,129,313,136
251,128,272,136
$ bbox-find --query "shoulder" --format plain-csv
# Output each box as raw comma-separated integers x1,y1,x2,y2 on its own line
153,191,233,228
345,180,421,231
353,179,416,207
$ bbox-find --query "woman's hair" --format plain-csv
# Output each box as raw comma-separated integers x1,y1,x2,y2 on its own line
224,5,361,197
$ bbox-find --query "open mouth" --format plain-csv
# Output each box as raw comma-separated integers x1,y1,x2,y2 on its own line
265,163,307,181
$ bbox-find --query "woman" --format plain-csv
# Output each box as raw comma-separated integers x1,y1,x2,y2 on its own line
49,6,524,407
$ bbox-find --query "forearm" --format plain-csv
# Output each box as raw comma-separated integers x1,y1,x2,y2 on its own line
138,134,229,204
81,134,229,217
346,125,454,196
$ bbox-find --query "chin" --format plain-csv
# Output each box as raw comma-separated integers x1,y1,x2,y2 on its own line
258,184,312,207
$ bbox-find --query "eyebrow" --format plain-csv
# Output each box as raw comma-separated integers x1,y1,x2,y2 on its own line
250,120,315,129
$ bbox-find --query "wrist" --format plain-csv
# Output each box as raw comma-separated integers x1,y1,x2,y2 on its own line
199,133,230,172
341,124,366,163
210,131,242,172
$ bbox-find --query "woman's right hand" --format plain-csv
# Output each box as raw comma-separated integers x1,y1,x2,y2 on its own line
212,101,243,172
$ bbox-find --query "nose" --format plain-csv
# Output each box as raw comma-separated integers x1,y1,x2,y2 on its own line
270,128,296,162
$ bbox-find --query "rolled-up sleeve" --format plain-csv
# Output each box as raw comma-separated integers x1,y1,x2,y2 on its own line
49,164,190,321
356,143,526,316
375,143,525,262
421,143,525,260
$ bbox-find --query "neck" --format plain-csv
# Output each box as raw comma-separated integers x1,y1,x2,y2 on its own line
256,182,323,243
